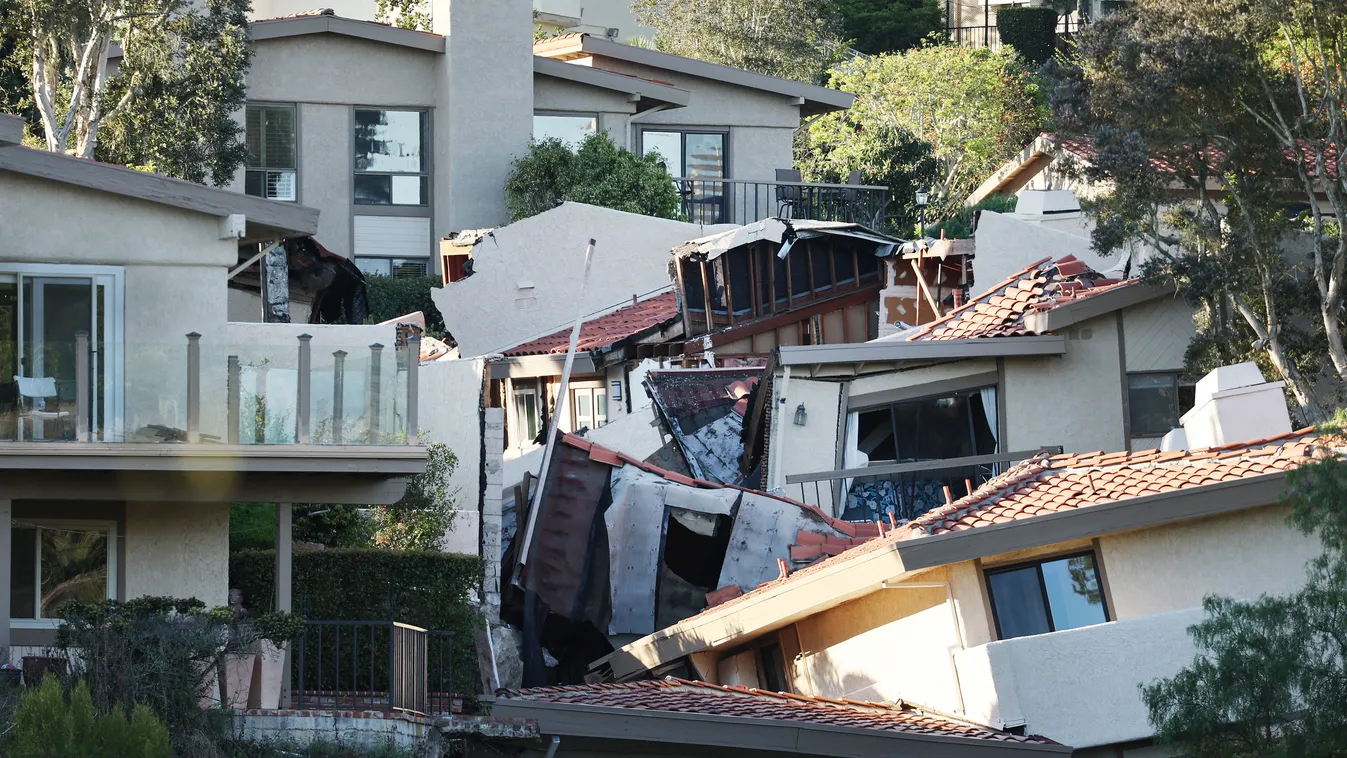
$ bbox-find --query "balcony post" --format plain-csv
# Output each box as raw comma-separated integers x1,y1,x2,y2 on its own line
227,356,241,445
332,350,347,444
275,503,293,709
367,343,384,444
186,332,201,443
74,330,90,442
0,499,10,657
405,336,420,443
296,334,312,444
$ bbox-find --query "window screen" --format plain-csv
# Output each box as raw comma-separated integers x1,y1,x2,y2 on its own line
1128,373,1180,437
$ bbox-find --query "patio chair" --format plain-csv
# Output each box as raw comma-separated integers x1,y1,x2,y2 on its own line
13,375,69,441
775,169,803,218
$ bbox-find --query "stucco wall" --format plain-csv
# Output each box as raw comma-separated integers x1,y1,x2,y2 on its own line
248,36,438,107
768,376,843,497
533,74,636,119
300,103,357,257
431,203,730,357
124,502,231,607
417,357,486,515
1003,313,1125,455
973,212,1107,290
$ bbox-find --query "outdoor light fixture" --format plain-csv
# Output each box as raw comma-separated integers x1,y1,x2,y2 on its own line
610,380,623,402
794,403,808,426
915,186,930,236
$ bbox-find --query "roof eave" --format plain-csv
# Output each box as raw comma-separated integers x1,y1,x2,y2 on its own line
777,335,1066,367
251,15,446,53
534,55,691,108
1022,282,1174,333
0,146,320,239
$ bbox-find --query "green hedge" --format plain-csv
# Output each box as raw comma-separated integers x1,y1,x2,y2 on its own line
230,549,483,701
997,6,1058,65
363,275,447,338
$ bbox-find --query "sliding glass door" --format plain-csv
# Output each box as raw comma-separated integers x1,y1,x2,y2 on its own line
0,266,122,441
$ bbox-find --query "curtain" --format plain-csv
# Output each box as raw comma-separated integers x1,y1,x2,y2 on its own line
841,411,867,516
980,387,999,452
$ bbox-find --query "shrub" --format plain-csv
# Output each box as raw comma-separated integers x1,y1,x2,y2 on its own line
8,678,171,758
229,549,483,704
504,133,683,222
923,195,1018,239
55,597,304,753
996,6,1058,65
363,275,446,338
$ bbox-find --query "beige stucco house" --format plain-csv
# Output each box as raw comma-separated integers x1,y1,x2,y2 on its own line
0,131,426,673
231,0,854,282
591,365,1315,754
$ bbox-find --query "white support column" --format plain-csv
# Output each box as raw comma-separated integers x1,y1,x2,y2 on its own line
0,499,10,660
275,503,293,708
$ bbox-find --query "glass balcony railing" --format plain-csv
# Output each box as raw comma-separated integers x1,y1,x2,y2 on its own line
0,332,419,445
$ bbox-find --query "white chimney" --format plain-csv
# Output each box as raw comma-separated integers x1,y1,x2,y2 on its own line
1179,362,1292,449
1013,189,1081,220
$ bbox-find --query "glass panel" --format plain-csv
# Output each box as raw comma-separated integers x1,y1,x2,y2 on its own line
684,133,725,179
987,566,1051,640
246,105,296,170
40,527,108,618
354,110,425,174
533,114,598,147
390,175,423,206
855,408,896,461
244,170,265,198
642,131,682,175
390,259,429,279
0,278,15,441
266,171,296,202
20,277,93,441
789,248,810,296
354,174,393,205
1041,554,1108,632
595,390,608,424
1128,373,1179,437
355,257,392,278
10,527,36,619
515,393,538,442
811,244,832,291
574,391,593,429
727,249,753,315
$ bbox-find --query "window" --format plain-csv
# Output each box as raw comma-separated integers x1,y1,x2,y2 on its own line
571,386,608,431
354,109,427,206
354,257,428,280
1127,373,1195,438
985,552,1109,640
641,129,727,224
758,643,790,693
533,113,597,147
245,105,297,201
10,522,114,623
513,389,540,447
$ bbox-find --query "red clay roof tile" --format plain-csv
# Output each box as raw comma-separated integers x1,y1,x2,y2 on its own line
503,292,679,356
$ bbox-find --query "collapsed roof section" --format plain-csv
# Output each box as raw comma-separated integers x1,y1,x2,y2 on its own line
503,291,680,357
645,368,762,485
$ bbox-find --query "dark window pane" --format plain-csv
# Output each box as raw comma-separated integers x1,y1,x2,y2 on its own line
988,566,1051,640
835,247,857,284
759,643,789,693
11,527,36,619
391,259,429,279
856,408,897,461
858,251,881,279
1128,374,1179,437
246,105,295,170
41,528,107,618
774,254,789,304
1041,555,1108,631
244,170,264,198
811,244,832,292
354,174,393,205
789,249,811,297
756,245,774,313
727,249,752,315
682,259,706,311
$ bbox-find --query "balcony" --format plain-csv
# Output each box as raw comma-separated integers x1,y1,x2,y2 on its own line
953,608,1205,749
949,16,1080,51
0,326,419,447
674,177,891,233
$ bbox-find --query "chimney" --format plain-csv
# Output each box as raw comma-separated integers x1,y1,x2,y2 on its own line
431,0,533,232
1178,362,1293,449
1013,190,1082,220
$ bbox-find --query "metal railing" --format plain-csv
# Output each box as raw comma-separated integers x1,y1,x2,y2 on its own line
294,620,457,716
785,447,1061,523
674,178,890,232
948,16,1080,51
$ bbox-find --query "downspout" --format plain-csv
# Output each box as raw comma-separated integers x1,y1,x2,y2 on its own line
544,735,561,758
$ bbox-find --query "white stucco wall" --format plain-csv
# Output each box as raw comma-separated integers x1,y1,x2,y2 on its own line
973,211,1109,289
125,502,231,607
769,376,843,500
416,357,486,512
432,203,731,357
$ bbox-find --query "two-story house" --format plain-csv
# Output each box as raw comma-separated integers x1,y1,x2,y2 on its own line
0,119,425,699
591,363,1314,755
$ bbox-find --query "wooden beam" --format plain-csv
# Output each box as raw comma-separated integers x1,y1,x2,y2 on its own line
700,260,715,329
911,258,941,320
704,284,881,349
675,258,694,336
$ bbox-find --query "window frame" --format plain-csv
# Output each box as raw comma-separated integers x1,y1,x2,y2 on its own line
638,126,731,179
244,102,299,203
983,549,1111,641
1126,371,1190,438
352,107,431,209
10,519,118,629
510,384,542,450
850,385,999,464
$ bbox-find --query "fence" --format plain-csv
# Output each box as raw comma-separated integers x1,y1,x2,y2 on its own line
674,178,890,232
785,447,1062,523
948,16,1081,52
293,620,458,716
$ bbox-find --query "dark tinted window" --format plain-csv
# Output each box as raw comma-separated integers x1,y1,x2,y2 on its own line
987,553,1110,640
1128,373,1179,437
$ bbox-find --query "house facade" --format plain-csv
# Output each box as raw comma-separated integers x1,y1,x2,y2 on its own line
0,130,426,678
592,366,1314,754
232,1,855,280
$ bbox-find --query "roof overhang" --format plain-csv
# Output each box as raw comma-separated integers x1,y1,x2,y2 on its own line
778,335,1066,368
1022,283,1172,334
966,135,1064,207
251,14,446,52
491,699,1071,757
533,35,854,116
0,113,23,147
0,442,427,504
0,147,319,242
491,353,598,379
599,470,1289,679
534,55,690,110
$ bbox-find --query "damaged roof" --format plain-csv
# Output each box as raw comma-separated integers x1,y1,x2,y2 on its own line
503,291,680,357
672,218,901,262
645,368,761,485
497,678,1063,749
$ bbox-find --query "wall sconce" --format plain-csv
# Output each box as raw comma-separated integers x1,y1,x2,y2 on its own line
793,403,807,426
610,380,623,402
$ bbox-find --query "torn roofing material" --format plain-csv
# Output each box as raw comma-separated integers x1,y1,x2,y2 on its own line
905,255,1138,341
502,291,680,357
497,677,1064,749
672,218,902,263
645,368,762,485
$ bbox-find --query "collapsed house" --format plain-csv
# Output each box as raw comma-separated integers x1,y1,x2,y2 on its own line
644,367,761,486
501,433,882,686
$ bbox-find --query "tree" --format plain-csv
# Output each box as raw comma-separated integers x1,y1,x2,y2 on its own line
805,42,1046,223
504,132,683,223
1142,437,1347,756
1046,0,1347,422
796,119,939,234
996,6,1058,66
833,0,943,56
632,0,843,82
0,0,251,185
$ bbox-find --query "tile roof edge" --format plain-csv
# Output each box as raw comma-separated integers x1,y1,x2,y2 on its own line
906,256,1054,341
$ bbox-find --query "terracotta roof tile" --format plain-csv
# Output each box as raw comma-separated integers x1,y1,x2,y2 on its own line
499,678,1058,745
503,292,679,356
904,257,1139,342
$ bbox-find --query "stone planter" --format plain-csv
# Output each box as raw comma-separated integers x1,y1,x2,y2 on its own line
248,641,287,710
219,651,258,710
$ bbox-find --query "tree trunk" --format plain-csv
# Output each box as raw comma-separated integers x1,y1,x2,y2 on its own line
1231,296,1327,424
